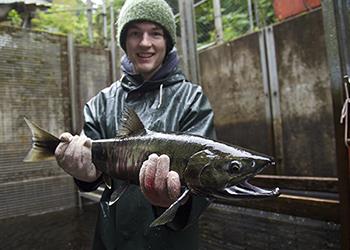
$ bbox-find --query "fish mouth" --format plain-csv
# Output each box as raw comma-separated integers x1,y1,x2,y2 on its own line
223,180,280,199
221,159,279,199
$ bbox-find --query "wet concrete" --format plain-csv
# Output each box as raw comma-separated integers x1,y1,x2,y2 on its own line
0,204,98,250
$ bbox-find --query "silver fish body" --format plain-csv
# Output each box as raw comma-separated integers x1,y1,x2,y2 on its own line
90,129,277,201
23,108,279,226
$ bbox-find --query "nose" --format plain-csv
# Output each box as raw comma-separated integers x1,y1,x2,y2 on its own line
139,33,152,47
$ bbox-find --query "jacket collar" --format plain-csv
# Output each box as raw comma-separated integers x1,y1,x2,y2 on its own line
120,49,185,93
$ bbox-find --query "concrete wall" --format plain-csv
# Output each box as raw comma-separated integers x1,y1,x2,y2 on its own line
274,10,336,176
0,26,111,219
199,9,336,177
198,9,340,250
199,32,275,173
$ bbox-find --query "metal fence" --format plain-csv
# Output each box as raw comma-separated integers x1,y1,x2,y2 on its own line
190,0,275,49
0,26,111,219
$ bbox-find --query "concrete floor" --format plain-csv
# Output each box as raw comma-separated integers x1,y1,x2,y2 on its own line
0,204,98,250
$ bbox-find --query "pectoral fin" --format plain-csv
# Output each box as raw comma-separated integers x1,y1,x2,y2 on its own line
150,188,190,227
108,182,129,206
103,174,112,189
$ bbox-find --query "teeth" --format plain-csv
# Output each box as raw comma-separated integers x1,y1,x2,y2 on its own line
138,53,153,58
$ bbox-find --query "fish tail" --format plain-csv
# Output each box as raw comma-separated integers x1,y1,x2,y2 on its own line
23,117,61,162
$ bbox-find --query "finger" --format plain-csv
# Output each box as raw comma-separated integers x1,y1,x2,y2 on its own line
59,132,73,143
62,135,80,164
73,135,89,168
55,142,70,162
55,133,73,161
140,153,158,187
148,153,159,162
154,154,170,195
139,162,147,189
143,154,158,192
167,171,181,201
81,137,93,169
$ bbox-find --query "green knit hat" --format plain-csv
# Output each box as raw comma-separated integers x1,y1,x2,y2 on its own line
117,0,176,53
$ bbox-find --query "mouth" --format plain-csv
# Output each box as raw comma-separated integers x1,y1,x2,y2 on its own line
223,180,280,198
137,52,154,59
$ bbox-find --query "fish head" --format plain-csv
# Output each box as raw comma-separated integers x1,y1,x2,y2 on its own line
184,147,279,200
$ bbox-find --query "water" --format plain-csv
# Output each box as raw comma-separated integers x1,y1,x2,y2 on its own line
0,204,98,250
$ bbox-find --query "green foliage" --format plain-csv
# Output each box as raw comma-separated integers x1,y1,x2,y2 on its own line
256,0,276,27
195,0,276,47
29,0,275,48
7,9,22,27
222,12,250,41
195,0,215,46
31,0,126,46
32,0,90,45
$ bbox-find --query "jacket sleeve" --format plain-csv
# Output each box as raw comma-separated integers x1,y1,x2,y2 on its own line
165,84,216,230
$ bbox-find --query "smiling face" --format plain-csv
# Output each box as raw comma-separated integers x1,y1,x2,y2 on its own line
125,21,167,81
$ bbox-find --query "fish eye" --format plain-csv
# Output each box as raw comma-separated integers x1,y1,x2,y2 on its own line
228,161,242,174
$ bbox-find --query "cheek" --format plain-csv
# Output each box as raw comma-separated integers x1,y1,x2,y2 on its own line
125,40,136,56
201,169,226,189
155,40,166,58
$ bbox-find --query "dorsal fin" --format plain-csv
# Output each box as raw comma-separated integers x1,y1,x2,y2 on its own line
117,107,146,138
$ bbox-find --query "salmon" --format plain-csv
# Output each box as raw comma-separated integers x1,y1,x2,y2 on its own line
24,108,279,226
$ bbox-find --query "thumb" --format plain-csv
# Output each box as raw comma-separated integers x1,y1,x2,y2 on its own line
83,137,92,148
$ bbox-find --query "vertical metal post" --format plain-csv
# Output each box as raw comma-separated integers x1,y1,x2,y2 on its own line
110,5,118,82
321,1,350,249
179,0,200,84
213,0,224,44
87,0,94,45
102,0,108,47
253,0,260,28
247,0,254,31
265,26,284,174
67,34,78,134
258,30,274,160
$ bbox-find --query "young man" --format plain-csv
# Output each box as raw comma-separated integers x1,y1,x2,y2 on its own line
55,0,216,249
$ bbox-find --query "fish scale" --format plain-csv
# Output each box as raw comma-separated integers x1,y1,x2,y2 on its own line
91,132,204,184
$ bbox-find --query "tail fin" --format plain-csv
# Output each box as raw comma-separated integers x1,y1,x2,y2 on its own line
23,117,61,162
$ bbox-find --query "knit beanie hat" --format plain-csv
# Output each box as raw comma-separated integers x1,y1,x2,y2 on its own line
117,0,176,53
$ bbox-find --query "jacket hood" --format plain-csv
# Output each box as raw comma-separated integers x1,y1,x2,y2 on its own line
120,49,185,93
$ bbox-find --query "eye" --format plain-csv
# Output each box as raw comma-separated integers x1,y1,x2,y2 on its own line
227,161,242,174
128,30,141,38
150,31,164,38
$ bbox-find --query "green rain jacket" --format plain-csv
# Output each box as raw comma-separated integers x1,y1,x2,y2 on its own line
75,52,216,250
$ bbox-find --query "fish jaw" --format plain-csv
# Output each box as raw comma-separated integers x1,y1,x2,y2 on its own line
192,153,279,200
222,180,280,199
211,159,280,200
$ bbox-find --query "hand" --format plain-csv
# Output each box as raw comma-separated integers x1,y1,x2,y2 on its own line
55,132,101,182
139,154,181,208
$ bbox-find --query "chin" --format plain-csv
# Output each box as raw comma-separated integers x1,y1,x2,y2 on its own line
137,66,156,74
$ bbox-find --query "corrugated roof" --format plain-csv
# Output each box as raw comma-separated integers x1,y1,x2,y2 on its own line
0,0,52,6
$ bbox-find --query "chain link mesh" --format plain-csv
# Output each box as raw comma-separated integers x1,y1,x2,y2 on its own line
173,0,276,49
